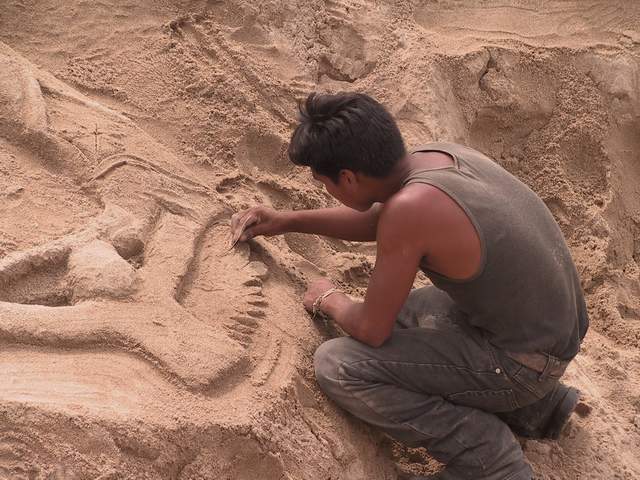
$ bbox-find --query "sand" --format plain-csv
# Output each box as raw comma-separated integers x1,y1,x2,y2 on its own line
0,1,639,479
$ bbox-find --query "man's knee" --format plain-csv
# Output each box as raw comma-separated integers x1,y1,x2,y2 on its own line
314,337,357,395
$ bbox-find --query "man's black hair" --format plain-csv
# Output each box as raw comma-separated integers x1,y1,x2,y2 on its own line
288,92,406,183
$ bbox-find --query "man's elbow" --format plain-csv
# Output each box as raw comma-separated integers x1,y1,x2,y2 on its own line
366,336,388,348
349,310,394,348
360,328,391,348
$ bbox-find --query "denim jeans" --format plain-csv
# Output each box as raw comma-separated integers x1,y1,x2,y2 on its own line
314,287,562,480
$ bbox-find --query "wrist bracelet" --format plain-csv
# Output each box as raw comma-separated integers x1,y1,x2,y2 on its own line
312,287,342,319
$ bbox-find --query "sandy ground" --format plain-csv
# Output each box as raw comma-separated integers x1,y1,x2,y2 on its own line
0,1,639,479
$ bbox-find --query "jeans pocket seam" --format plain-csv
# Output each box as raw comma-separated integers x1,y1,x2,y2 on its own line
447,388,517,412
347,358,503,376
511,368,547,399
484,338,500,370
508,389,519,410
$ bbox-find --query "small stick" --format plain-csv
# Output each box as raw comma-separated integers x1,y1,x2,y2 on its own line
94,123,100,157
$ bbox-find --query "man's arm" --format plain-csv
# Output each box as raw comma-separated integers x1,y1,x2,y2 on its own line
282,204,381,241
316,195,425,346
232,204,382,243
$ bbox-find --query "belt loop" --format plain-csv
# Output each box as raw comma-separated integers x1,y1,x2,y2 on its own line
538,353,554,382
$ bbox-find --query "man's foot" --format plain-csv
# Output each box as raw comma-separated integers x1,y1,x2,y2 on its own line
499,383,580,440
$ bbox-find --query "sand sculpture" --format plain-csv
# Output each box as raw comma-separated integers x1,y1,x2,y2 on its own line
0,41,270,388
1,1,640,478
0,42,396,479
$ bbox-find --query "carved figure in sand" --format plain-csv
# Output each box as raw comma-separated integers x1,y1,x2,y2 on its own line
0,42,272,390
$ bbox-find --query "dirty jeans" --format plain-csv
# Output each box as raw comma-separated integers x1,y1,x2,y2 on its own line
314,287,562,480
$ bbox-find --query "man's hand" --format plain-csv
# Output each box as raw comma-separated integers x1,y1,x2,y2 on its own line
230,204,381,244
230,206,287,244
302,277,337,313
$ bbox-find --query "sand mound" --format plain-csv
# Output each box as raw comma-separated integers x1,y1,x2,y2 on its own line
0,1,639,478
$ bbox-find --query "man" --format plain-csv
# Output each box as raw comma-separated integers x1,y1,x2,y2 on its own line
229,92,588,479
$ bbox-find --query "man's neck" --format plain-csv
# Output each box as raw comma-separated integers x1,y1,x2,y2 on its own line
367,154,415,203
369,150,456,203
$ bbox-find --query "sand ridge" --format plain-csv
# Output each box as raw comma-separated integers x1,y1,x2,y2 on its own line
0,0,640,479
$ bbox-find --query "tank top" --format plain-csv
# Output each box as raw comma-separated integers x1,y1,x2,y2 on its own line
404,143,588,360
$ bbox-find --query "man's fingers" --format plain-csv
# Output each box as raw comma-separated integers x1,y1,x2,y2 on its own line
238,217,261,242
230,212,241,232
230,212,247,244
231,210,253,231
230,212,249,241
232,213,259,244
239,226,253,242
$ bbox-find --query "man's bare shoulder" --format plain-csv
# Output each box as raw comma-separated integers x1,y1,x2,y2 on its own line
380,181,482,279
375,184,448,249
381,183,457,226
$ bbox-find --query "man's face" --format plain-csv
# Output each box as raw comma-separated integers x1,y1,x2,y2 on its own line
311,169,372,211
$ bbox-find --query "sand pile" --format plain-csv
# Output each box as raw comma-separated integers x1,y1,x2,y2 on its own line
0,1,639,478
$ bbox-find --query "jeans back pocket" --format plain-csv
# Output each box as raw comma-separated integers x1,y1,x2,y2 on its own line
493,349,559,403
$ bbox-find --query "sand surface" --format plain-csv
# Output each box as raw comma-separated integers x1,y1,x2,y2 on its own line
0,1,639,479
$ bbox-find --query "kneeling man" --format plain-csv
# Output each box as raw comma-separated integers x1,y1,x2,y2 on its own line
231,92,588,480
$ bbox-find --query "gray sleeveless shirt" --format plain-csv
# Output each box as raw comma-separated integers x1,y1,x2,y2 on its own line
404,143,588,360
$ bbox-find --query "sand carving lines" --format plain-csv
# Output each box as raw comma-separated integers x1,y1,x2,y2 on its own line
414,0,638,48
234,128,291,176
0,42,277,395
0,45,92,181
318,3,373,82
0,201,272,391
173,17,292,125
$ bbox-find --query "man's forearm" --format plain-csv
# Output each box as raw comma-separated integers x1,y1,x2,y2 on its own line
322,294,388,347
280,205,380,242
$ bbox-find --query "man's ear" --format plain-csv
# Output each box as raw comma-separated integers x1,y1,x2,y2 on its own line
339,169,358,186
